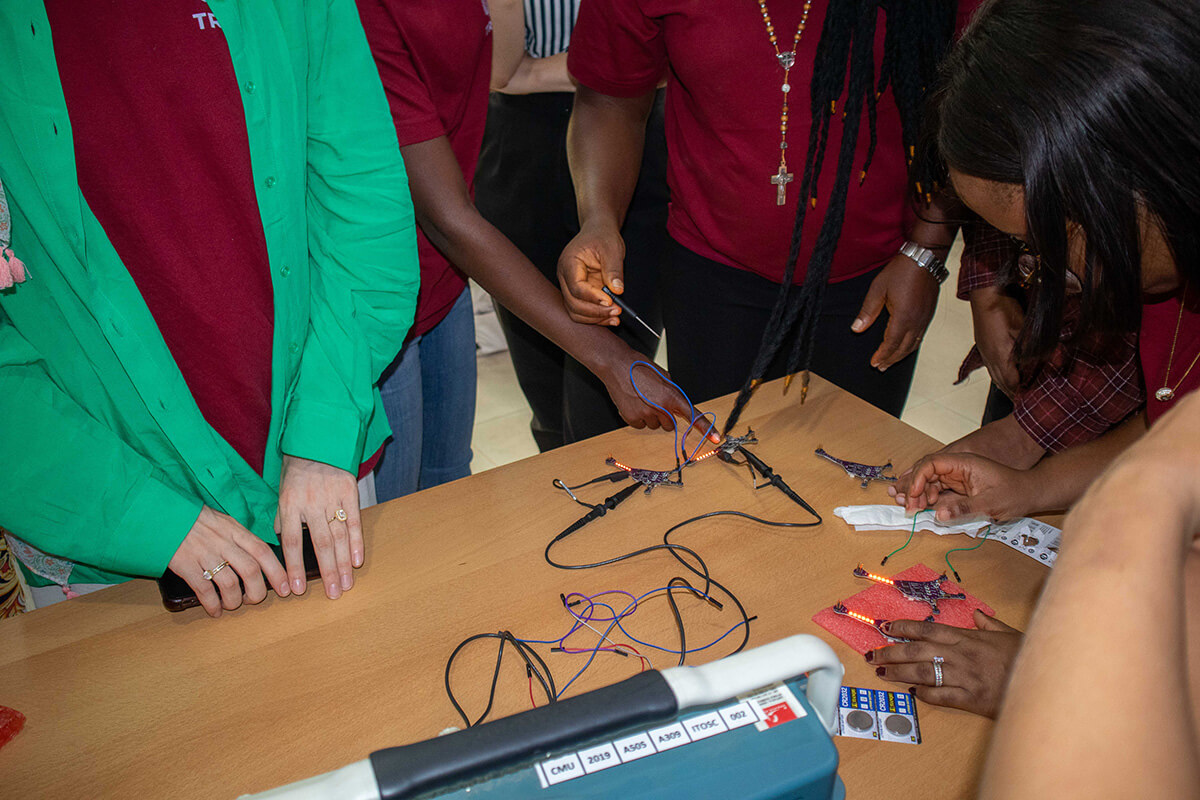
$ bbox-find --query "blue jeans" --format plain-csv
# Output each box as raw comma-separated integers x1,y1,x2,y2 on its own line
375,287,476,502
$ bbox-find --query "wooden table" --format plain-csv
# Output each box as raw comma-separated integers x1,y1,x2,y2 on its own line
0,377,1053,798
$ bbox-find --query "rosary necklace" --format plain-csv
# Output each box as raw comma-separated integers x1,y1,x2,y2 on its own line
756,0,813,205
1156,283,1199,402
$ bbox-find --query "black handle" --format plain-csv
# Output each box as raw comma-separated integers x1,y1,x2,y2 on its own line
370,671,677,800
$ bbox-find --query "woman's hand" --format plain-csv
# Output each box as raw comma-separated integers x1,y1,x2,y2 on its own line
595,350,721,445
852,254,940,371
168,506,289,618
557,224,626,326
969,285,1023,397
276,455,363,600
891,451,1034,521
867,610,1024,718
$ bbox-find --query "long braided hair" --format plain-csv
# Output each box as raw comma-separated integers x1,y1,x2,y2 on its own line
722,0,958,437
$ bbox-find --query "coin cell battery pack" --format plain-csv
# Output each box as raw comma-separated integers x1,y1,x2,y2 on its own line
836,687,921,744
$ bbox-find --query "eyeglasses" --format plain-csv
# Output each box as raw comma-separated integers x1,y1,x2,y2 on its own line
1008,235,1081,295
1008,236,1042,288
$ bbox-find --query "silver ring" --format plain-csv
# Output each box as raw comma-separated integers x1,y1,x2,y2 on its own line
932,658,944,688
202,560,230,581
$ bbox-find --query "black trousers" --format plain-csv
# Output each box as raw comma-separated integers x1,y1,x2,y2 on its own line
475,90,669,451
660,241,917,417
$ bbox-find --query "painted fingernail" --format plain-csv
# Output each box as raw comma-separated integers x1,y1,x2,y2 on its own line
875,666,885,677
865,650,874,663
327,582,341,599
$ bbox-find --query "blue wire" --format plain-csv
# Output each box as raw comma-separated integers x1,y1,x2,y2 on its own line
555,609,625,698
608,587,749,655
627,360,716,465
518,584,748,698
526,587,742,656
612,617,752,655
628,360,688,462
684,411,718,463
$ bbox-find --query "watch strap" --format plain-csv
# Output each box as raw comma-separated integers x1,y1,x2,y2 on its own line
898,240,949,284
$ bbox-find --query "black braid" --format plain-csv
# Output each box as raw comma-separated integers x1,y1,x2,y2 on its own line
737,0,855,400
786,0,878,379
722,0,958,437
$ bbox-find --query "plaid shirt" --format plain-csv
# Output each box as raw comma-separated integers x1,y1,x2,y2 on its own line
957,222,1143,452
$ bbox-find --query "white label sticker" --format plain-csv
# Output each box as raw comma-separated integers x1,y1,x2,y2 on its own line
578,742,621,774
539,753,585,786
612,732,657,762
740,682,808,732
719,701,760,730
647,721,691,752
536,695,787,789
683,711,728,741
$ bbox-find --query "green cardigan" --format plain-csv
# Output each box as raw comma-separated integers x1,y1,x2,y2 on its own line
0,0,419,587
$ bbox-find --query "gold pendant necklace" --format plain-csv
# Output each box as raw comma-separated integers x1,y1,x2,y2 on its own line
1156,283,1198,402
756,0,813,205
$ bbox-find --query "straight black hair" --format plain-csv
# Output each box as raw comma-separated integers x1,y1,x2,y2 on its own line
935,0,1200,369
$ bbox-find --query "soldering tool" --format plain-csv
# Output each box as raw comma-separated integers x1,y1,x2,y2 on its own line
602,286,660,341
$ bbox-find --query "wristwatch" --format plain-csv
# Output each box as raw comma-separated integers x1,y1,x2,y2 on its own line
898,241,949,284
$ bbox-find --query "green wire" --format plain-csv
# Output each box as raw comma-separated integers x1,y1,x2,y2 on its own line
944,525,992,582
881,510,929,566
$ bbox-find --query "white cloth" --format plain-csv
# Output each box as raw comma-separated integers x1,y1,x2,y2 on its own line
834,505,1062,567
834,505,991,535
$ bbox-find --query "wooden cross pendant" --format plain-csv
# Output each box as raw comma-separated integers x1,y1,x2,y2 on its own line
770,164,794,206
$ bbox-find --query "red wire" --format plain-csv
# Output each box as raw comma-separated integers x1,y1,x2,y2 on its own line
620,643,650,672
557,644,651,672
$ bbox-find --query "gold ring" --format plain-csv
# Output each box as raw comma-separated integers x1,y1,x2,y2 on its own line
328,508,348,524
202,560,230,581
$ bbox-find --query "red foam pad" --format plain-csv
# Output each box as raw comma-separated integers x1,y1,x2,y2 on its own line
0,705,26,750
812,563,995,655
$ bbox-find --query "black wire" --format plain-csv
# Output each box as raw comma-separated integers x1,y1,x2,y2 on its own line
547,482,644,544
552,473,631,508
447,453,821,715
545,506,814,663
658,510,818,656
727,446,824,523
665,577,709,668
444,630,557,728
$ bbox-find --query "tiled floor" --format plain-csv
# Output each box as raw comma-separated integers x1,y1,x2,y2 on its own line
471,240,986,472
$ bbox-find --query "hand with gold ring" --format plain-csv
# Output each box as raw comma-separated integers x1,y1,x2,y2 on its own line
863,609,1024,718
275,455,363,600
168,506,289,618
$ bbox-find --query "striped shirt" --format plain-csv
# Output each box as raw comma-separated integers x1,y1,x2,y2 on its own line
524,0,578,58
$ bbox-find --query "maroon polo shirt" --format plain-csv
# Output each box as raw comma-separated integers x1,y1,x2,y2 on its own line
568,0,981,285
47,0,275,476
356,0,492,338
